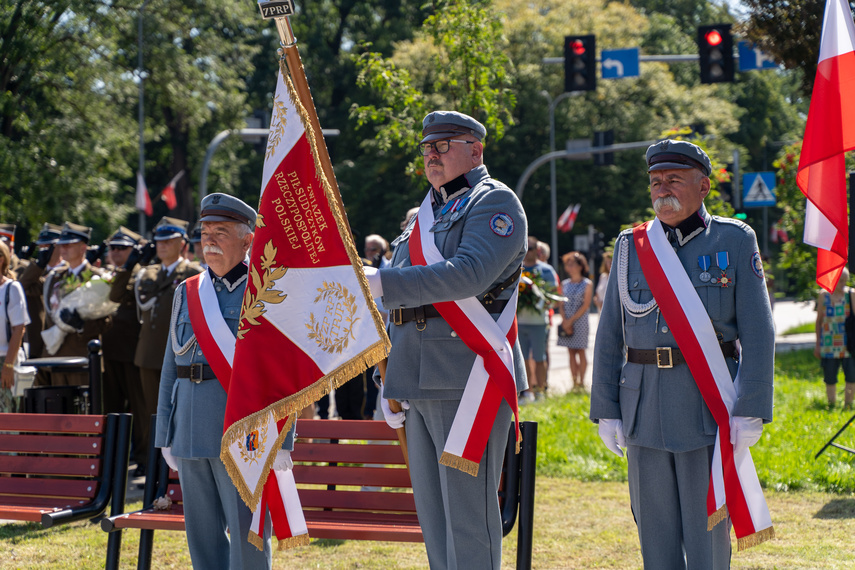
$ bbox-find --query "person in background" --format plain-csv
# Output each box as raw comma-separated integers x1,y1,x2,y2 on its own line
0,240,30,412
558,251,593,391
0,224,28,279
814,267,855,408
594,252,612,312
189,224,206,267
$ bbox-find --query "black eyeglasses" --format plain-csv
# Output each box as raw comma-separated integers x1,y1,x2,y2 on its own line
418,139,475,156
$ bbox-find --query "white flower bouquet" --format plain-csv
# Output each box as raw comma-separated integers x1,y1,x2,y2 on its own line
41,271,118,354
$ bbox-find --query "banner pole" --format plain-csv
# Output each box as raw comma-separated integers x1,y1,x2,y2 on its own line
271,15,352,237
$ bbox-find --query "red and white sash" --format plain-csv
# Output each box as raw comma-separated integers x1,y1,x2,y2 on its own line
408,193,521,476
185,273,308,548
632,220,774,550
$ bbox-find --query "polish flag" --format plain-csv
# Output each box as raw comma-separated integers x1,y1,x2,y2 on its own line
135,172,152,216
557,203,581,233
797,0,855,292
160,170,184,210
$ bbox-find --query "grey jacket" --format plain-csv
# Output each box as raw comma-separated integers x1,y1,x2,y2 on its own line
380,165,529,401
590,205,774,452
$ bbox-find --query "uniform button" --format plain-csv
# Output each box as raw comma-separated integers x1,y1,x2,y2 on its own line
632,281,638,287
621,378,626,384
661,326,669,333
216,286,222,292
451,331,457,337
198,350,203,356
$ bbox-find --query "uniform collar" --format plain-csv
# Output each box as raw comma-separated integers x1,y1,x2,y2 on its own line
660,204,709,247
208,261,248,292
431,165,489,204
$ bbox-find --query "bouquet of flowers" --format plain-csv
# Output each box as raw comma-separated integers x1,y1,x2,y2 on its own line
517,270,566,314
41,270,118,354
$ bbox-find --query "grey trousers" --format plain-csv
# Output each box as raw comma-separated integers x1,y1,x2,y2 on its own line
176,456,272,570
627,445,731,570
406,398,511,570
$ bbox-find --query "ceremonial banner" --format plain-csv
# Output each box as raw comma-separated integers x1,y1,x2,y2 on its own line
634,220,774,551
797,0,855,292
221,64,390,546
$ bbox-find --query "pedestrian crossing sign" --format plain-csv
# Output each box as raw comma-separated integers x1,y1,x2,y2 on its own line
742,172,776,208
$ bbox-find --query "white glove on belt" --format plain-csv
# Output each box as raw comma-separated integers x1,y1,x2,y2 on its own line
598,419,626,458
272,449,293,472
161,447,178,472
730,416,763,455
380,383,409,430
364,266,384,299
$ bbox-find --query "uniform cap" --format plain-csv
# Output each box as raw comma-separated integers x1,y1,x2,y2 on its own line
56,222,92,245
153,217,189,241
36,223,63,245
199,193,257,229
646,139,712,177
107,226,142,247
189,224,202,244
420,111,487,144
0,224,14,245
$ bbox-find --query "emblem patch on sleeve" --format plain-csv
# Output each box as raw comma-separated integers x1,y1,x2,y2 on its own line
751,251,764,278
489,213,514,237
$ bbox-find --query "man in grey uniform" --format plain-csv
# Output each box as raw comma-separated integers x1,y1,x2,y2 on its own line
155,193,292,570
590,140,774,568
367,111,527,569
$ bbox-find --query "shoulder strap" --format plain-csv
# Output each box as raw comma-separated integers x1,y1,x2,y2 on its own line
4,281,10,343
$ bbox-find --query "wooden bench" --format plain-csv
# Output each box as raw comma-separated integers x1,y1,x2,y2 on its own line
103,418,537,569
0,413,132,529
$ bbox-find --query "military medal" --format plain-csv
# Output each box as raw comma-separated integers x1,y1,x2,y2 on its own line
698,255,711,282
716,251,730,288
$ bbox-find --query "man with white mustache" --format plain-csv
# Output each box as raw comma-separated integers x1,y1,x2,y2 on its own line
127,216,203,473
590,139,774,568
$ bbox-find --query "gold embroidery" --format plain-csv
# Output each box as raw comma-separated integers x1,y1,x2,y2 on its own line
305,281,359,354
265,95,288,160
238,240,288,340
238,420,269,466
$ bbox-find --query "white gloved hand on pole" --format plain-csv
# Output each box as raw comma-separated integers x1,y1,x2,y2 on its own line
380,383,408,430
272,449,293,472
730,416,763,455
161,447,178,472
364,266,384,299
598,418,626,458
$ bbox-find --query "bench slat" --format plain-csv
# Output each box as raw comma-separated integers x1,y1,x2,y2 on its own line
0,433,104,455
0,413,106,434
293,442,406,465
0,478,100,499
293,464,412,488
0,455,103,477
299,488,416,512
295,420,399,441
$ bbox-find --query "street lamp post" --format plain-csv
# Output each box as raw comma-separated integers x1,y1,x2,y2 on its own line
540,90,575,270
137,0,149,235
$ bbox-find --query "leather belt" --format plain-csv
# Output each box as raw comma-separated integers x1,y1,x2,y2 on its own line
176,364,218,383
626,341,738,369
391,299,508,328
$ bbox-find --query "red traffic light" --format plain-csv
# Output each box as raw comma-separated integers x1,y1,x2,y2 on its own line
704,29,723,46
571,39,586,55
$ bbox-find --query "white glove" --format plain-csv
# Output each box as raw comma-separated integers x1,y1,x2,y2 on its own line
161,447,178,472
364,266,384,299
380,383,409,430
730,416,763,455
272,449,293,472
598,419,626,458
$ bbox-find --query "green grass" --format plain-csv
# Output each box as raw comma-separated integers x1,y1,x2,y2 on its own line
520,349,855,493
782,322,815,335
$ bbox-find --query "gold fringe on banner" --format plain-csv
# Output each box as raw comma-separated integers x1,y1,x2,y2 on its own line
439,452,480,477
737,525,775,551
277,533,311,550
707,505,728,531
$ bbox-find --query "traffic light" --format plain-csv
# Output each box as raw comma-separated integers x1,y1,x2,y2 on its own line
698,24,734,83
593,130,614,166
564,35,596,92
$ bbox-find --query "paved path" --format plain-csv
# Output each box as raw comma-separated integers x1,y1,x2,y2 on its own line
544,299,817,397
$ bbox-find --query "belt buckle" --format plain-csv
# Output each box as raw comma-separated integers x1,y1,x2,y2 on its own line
392,309,403,326
656,347,673,369
190,363,204,383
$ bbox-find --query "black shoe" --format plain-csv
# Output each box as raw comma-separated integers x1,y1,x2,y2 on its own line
132,465,147,477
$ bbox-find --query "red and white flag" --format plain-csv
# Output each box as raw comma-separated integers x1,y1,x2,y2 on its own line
135,172,152,216
160,170,183,210
557,203,580,233
797,0,855,292
220,67,390,549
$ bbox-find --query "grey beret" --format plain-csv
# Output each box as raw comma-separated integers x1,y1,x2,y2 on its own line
199,193,257,229
646,139,712,177
421,111,487,143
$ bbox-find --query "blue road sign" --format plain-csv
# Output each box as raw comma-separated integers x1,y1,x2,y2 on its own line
743,172,777,208
601,48,639,79
738,41,777,71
